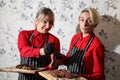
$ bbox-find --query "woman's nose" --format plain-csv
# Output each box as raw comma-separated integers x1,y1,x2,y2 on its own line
46,22,50,28
84,20,89,26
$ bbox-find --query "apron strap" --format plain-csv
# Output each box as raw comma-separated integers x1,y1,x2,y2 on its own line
80,36,94,73
84,36,94,52
28,31,34,42
72,37,80,48
82,36,94,58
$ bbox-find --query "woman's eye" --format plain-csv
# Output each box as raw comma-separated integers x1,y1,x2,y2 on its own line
50,21,53,25
80,19,84,22
43,20,47,23
88,19,92,24
42,20,53,25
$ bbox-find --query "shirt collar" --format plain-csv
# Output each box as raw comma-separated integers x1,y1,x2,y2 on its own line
33,29,48,37
80,32,95,40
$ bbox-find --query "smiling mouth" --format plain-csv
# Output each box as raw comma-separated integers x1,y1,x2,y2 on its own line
84,28,88,30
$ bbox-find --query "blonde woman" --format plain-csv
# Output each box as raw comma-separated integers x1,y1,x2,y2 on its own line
18,7,61,80
59,8,105,80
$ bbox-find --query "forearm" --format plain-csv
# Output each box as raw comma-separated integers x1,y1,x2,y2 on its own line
19,46,41,58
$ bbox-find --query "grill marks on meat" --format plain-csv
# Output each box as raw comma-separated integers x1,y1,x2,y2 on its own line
49,69,73,78
16,64,37,70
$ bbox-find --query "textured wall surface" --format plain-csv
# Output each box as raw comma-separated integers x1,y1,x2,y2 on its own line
0,0,120,80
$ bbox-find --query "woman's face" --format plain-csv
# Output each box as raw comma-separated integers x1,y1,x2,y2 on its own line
35,15,54,33
79,12,96,36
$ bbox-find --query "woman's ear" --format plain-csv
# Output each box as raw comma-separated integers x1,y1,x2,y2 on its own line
34,18,39,25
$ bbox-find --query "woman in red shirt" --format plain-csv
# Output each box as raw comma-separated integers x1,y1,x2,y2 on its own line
67,8,105,80
58,8,105,80
18,7,60,80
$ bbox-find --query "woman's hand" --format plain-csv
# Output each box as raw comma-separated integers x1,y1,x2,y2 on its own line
48,54,61,69
44,42,54,55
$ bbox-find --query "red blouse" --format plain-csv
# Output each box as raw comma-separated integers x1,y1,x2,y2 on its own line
66,33,105,80
18,29,60,58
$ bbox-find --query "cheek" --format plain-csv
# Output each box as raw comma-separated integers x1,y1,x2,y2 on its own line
79,23,84,27
89,25,95,30
37,23,44,28
36,24,42,30
79,24,84,30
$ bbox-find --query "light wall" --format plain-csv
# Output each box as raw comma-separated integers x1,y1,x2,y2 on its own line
0,0,120,80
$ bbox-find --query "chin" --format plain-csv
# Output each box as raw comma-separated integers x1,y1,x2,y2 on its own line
41,30,48,33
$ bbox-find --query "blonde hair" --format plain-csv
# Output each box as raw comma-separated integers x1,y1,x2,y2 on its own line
79,8,100,26
35,7,55,25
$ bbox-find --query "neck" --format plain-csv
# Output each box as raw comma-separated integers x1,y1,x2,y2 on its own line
82,33,90,38
82,32,93,38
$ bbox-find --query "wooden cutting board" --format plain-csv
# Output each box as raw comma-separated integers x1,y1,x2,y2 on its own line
0,66,47,74
38,70,87,80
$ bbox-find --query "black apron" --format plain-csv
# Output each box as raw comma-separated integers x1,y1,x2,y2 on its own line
18,32,49,80
67,36,94,74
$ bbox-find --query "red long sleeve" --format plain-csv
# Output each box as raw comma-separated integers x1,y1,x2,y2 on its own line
18,30,60,58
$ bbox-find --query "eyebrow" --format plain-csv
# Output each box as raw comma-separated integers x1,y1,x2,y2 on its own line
80,17,91,19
